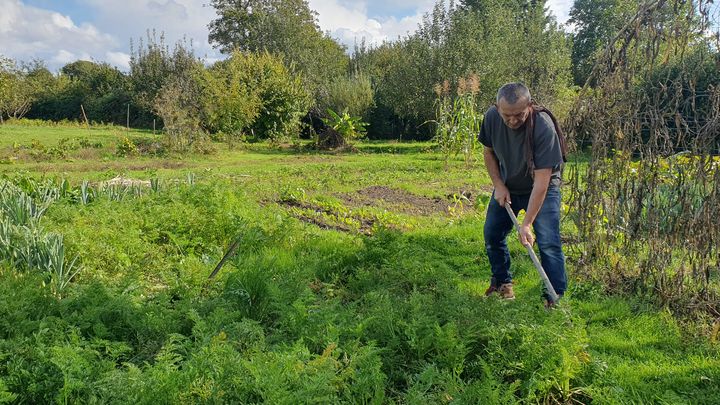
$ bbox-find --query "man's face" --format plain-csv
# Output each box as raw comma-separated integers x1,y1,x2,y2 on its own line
497,98,531,130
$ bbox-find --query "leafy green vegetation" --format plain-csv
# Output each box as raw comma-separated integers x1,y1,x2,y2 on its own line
0,125,718,403
322,109,368,143
1,1,719,401
431,74,482,168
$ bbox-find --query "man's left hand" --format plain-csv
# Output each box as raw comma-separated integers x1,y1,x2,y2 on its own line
519,224,534,247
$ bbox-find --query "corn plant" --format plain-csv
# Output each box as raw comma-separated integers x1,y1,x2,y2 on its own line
431,77,482,168
565,0,720,311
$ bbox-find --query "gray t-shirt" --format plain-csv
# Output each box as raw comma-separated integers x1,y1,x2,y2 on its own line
478,106,563,194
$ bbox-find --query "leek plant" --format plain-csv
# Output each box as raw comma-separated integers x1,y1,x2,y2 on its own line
0,181,54,225
0,180,81,294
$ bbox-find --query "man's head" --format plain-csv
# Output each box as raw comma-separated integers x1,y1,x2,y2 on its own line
496,82,532,130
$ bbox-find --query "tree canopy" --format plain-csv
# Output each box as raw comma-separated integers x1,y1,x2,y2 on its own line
208,0,348,93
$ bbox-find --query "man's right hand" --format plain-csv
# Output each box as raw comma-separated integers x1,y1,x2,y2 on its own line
494,185,511,206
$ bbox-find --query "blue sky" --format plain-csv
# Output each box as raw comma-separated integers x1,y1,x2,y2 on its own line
0,0,573,72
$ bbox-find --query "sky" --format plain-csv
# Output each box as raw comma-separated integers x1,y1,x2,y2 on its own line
0,0,574,72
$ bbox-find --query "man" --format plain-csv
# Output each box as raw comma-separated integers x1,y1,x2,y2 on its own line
478,82,566,306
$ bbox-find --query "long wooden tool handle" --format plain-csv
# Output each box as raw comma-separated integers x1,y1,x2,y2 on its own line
207,235,243,280
503,202,560,303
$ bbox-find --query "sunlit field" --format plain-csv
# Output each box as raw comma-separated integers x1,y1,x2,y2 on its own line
0,123,718,403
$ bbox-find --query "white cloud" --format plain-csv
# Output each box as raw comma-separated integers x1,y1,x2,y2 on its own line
105,51,131,70
79,0,221,62
52,50,78,65
309,0,574,51
147,0,188,18
546,0,574,25
308,0,434,49
51,13,75,30
0,0,222,71
0,0,116,70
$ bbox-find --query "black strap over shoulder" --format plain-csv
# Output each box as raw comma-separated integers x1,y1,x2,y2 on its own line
525,102,568,173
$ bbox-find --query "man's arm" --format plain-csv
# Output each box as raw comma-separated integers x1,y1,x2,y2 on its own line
483,146,510,205
518,168,552,246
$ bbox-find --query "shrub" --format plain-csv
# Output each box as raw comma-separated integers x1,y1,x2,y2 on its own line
154,69,207,152
203,51,311,142
115,137,137,157
317,73,374,119
0,56,34,123
201,55,261,142
248,53,311,141
319,108,368,147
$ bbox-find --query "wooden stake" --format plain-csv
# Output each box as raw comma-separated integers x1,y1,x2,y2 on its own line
80,104,90,129
126,104,130,132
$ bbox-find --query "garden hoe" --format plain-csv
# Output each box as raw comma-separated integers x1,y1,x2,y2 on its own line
504,202,560,303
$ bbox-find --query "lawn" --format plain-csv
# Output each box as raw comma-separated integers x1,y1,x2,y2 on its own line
0,123,718,403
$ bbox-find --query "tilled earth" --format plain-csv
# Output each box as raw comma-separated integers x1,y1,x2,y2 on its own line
279,185,490,234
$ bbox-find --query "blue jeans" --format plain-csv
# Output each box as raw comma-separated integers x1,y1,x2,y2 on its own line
483,186,567,297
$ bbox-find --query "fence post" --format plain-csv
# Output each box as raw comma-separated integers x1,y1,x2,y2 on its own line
80,104,90,129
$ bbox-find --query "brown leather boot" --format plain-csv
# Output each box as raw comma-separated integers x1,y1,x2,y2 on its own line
484,284,497,296
484,277,498,296
497,283,515,300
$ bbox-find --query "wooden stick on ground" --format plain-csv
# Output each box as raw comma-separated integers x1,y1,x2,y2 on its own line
207,234,243,280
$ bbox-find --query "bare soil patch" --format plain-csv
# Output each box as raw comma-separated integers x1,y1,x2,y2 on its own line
280,200,376,234
278,185,492,234
338,185,477,216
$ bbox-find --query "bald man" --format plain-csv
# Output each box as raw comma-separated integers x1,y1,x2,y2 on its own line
479,82,566,307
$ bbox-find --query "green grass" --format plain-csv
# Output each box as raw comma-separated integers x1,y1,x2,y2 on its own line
0,122,718,403
0,122,153,148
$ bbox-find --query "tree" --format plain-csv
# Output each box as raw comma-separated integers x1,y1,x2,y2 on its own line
200,52,262,139
316,73,374,119
358,0,573,139
208,0,348,94
61,60,125,92
0,56,34,123
129,31,202,127
154,71,207,151
23,59,55,95
63,60,129,123
24,59,131,124
568,0,636,86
